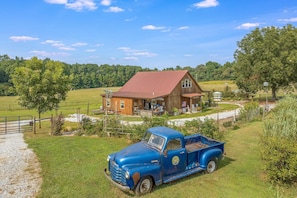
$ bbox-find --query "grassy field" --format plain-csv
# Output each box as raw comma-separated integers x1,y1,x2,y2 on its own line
0,87,120,117
0,83,239,119
24,122,297,198
199,80,238,92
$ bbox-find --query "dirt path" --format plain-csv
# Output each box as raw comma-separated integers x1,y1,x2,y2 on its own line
0,133,42,198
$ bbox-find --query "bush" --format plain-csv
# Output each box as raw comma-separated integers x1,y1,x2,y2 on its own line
260,96,297,184
223,120,232,128
79,116,104,136
261,136,297,184
239,102,261,121
184,118,223,140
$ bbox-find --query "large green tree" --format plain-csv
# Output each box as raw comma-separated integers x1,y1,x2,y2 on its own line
234,24,297,99
11,57,72,128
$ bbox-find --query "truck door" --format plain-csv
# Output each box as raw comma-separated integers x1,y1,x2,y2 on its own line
162,138,187,176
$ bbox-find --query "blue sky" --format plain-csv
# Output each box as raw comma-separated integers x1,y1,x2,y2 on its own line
1,0,297,69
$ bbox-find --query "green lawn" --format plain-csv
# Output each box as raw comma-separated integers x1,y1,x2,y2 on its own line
24,122,297,198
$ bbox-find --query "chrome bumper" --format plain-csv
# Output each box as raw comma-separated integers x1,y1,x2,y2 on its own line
104,168,131,192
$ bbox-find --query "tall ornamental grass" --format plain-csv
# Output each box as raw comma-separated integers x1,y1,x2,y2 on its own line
261,96,297,184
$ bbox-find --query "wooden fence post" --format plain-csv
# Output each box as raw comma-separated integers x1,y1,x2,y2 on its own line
33,116,36,134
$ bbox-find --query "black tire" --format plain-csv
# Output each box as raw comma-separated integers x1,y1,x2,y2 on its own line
134,176,153,196
206,159,217,173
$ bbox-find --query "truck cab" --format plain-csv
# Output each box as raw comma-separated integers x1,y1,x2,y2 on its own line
104,126,224,196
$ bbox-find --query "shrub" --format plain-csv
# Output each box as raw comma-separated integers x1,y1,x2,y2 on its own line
232,125,240,130
184,119,203,135
260,136,297,184
223,120,232,128
239,102,261,121
260,96,297,184
184,118,223,140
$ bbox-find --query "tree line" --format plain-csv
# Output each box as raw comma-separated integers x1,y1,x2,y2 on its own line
0,55,235,96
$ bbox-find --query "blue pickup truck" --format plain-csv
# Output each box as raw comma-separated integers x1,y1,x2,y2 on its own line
104,126,225,196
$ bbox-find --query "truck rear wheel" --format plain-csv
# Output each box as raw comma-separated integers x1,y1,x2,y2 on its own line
206,159,217,173
134,176,153,196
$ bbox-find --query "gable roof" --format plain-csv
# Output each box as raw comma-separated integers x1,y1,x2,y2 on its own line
112,70,189,99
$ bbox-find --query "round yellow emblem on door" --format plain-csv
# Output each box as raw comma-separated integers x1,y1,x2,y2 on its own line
172,156,180,165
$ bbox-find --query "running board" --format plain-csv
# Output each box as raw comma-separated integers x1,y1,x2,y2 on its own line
163,167,204,183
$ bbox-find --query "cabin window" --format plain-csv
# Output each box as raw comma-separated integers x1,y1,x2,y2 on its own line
120,100,125,109
106,98,111,107
182,79,192,88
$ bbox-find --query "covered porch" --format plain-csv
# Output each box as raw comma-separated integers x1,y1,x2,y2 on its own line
181,93,204,113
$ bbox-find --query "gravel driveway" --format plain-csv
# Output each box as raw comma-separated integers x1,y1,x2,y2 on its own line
0,133,41,198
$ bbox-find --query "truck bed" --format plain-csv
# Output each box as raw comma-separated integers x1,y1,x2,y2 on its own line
184,134,223,153
185,142,209,152
184,134,224,166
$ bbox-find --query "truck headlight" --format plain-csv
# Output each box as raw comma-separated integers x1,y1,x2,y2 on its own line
107,155,111,162
125,171,130,179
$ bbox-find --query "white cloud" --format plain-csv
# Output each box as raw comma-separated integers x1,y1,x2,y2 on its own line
118,47,131,51
278,17,297,22
52,43,65,47
96,43,104,47
178,26,189,30
184,54,193,57
235,22,260,30
42,40,66,48
9,36,39,42
100,0,111,6
118,47,157,58
41,39,61,44
66,0,97,11
72,42,88,46
193,0,219,8
124,56,138,60
59,46,76,51
30,50,70,57
104,6,124,12
44,0,67,4
142,25,166,30
45,0,97,11
86,49,96,52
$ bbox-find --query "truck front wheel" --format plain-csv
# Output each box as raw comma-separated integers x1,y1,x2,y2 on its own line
206,159,217,173
134,176,153,196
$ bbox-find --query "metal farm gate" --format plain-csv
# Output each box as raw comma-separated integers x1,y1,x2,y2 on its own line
0,115,33,134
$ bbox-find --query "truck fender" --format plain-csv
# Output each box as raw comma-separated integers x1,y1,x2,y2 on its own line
128,164,161,190
199,148,223,169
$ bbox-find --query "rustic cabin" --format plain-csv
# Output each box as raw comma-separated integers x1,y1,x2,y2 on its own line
101,70,204,116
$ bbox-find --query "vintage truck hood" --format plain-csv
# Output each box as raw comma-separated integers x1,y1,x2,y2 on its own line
113,142,160,167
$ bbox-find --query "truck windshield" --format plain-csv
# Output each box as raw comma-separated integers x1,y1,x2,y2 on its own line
142,132,165,151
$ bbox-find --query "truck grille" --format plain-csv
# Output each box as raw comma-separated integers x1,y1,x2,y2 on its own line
110,160,127,185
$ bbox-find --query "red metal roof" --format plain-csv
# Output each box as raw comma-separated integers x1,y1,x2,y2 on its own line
112,70,189,99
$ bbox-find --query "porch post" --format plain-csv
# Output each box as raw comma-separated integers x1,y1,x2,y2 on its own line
190,98,193,113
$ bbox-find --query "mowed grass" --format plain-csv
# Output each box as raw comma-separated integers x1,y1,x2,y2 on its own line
199,80,238,92
24,121,297,198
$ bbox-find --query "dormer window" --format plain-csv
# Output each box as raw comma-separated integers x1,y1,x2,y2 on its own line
182,79,192,88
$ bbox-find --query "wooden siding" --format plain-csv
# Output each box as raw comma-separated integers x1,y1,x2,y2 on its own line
112,97,133,115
